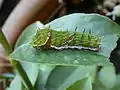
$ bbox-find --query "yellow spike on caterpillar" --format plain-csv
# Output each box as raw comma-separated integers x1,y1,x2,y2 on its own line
30,27,102,51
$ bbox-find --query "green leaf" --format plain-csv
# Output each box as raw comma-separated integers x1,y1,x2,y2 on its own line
10,44,111,66
15,21,44,47
21,62,39,86
0,73,14,79
35,65,56,90
15,21,43,87
92,83,109,90
10,14,120,66
6,75,25,90
0,24,34,89
112,75,120,90
45,66,94,90
15,21,43,85
16,21,43,85
86,66,96,83
98,66,116,89
7,22,44,90
66,76,92,90
93,74,120,90
46,13,120,57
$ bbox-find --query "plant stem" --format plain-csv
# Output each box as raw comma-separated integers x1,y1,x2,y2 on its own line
0,29,12,55
0,29,34,90
11,60,35,90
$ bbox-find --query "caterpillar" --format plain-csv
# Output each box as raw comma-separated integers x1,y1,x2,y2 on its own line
30,27,102,51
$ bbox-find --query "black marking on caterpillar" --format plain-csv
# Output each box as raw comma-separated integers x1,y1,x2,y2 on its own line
30,27,102,52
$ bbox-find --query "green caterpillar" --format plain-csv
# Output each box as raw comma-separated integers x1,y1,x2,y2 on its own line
30,27,101,51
